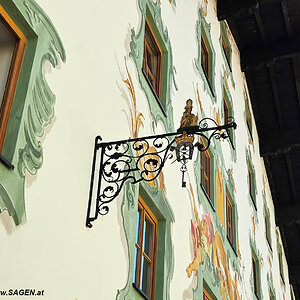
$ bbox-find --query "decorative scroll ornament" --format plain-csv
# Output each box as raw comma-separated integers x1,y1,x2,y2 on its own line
86,100,236,227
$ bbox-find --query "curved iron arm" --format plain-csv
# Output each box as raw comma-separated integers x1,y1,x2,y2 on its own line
86,118,236,227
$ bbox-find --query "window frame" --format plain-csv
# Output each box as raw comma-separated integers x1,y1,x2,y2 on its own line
223,94,234,148
0,7,26,154
248,165,257,210
201,35,209,81
252,255,259,299
203,287,213,300
245,94,253,140
0,1,65,226
226,194,234,246
133,196,158,300
278,247,285,284
195,8,216,102
264,207,272,251
223,96,229,125
222,83,236,153
201,149,211,201
129,0,176,132
220,22,232,70
222,35,229,64
143,19,162,102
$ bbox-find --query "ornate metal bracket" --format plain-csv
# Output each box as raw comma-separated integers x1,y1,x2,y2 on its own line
86,117,236,227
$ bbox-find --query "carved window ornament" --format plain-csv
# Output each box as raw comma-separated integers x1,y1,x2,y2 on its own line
86,99,236,227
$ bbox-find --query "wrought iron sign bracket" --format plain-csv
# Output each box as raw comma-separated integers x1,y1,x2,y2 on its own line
86,100,236,228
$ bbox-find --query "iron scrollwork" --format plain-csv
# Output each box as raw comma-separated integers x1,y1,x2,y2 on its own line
86,100,236,227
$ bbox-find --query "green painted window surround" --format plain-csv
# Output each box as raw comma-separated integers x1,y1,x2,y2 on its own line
195,9,216,103
264,205,272,252
250,239,262,300
200,145,216,211
246,150,257,211
245,92,253,140
220,21,232,71
129,0,177,133
225,186,238,255
278,246,285,284
0,0,65,225
222,79,237,162
117,181,174,300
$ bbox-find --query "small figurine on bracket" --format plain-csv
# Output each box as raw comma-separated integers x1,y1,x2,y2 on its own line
180,99,198,128
174,99,199,187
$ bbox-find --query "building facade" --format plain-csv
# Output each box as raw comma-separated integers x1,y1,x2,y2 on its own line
0,0,294,299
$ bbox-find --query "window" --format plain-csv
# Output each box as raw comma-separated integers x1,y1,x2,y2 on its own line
195,9,216,101
250,244,261,299
248,166,256,209
223,95,233,143
220,23,232,69
222,35,229,63
252,255,259,298
133,196,157,299
0,8,26,152
201,150,211,199
203,288,213,300
201,35,209,81
129,2,175,130
143,20,162,101
226,195,234,246
222,85,236,152
246,110,252,138
223,97,229,125
0,3,65,225
264,208,272,250
245,95,253,139
279,248,284,283
249,169,253,199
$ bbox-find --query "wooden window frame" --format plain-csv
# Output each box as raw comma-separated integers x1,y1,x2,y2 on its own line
223,96,229,125
203,288,213,300
133,196,157,300
223,96,233,143
249,167,256,209
201,35,209,81
0,7,26,152
226,194,234,247
252,256,259,298
201,150,211,200
221,34,231,68
279,248,285,283
246,110,253,138
265,211,272,250
143,19,162,101
245,96,253,139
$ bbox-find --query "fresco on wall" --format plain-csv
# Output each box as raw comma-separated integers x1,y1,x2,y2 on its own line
186,184,241,300
122,59,166,191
